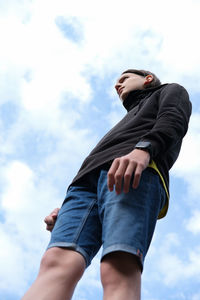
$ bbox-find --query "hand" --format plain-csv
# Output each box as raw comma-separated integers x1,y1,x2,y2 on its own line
44,208,60,232
107,149,150,194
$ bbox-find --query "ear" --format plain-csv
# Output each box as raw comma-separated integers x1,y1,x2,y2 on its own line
144,75,153,85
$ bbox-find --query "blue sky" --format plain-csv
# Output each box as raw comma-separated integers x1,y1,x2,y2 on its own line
0,0,200,299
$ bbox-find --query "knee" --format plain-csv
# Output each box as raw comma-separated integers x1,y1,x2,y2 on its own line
101,252,141,288
101,260,116,288
40,247,85,280
101,259,122,288
40,248,61,271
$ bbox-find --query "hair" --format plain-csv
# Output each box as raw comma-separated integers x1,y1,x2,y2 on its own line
122,69,161,89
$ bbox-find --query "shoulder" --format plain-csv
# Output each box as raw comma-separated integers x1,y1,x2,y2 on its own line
147,83,190,106
160,83,189,96
156,83,190,104
146,83,188,97
157,83,192,112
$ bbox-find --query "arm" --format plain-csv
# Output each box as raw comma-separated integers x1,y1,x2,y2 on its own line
108,84,192,194
140,84,192,157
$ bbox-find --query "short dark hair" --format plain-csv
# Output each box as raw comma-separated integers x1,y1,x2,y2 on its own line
122,69,161,89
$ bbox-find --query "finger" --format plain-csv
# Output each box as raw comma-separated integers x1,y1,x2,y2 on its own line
44,216,51,224
53,207,60,214
132,164,143,189
44,216,55,225
46,224,54,232
52,213,58,220
44,208,60,224
114,159,129,194
107,159,120,191
51,208,60,217
123,162,136,193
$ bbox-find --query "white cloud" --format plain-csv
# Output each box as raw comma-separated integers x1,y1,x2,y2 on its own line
0,228,30,294
0,160,58,241
0,160,50,295
185,210,200,235
173,113,200,174
0,0,200,299
2,161,34,211
146,232,200,286
172,113,200,199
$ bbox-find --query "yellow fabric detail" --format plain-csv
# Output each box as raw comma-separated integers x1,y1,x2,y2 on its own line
148,160,169,219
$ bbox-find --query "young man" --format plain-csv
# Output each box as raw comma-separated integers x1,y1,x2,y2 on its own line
22,69,192,300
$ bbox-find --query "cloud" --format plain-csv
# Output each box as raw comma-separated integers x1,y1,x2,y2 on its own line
0,160,49,295
172,112,200,199
0,0,200,299
185,210,200,235
145,232,200,287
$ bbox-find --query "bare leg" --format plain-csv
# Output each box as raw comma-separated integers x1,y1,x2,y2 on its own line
22,247,86,300
101,252,141,300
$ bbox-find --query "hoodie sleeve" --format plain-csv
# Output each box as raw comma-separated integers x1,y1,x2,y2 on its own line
140,83,192,158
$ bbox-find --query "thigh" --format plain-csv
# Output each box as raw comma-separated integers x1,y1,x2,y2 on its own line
47,184,102,268
97,168,166,271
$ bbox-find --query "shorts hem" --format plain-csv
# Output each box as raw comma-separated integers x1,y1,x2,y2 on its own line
46,242,90,268
101,244,144,272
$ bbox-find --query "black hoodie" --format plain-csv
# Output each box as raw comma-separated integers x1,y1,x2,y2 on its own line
70,83,192,217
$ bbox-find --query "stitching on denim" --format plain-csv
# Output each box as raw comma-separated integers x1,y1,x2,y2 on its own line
73,198,97,244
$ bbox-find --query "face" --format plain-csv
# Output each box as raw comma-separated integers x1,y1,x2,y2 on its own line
115,73,153,102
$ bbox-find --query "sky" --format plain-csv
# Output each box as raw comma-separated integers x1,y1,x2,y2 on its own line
0,0,200,299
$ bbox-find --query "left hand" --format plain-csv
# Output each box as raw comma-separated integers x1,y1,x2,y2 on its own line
107,149,150,194
44,208,60,232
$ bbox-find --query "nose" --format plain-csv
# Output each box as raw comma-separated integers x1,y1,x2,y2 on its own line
115,82,121,94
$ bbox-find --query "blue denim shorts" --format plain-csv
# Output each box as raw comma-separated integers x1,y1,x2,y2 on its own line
47,168,166,271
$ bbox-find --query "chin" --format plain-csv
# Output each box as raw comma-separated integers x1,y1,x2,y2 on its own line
121,93,129,102
120,93,128,102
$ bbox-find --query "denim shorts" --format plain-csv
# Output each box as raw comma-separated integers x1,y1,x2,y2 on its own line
47,168,166,271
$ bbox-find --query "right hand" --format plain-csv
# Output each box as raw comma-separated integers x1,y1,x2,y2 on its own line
44,208,60,232
107,149,150,194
